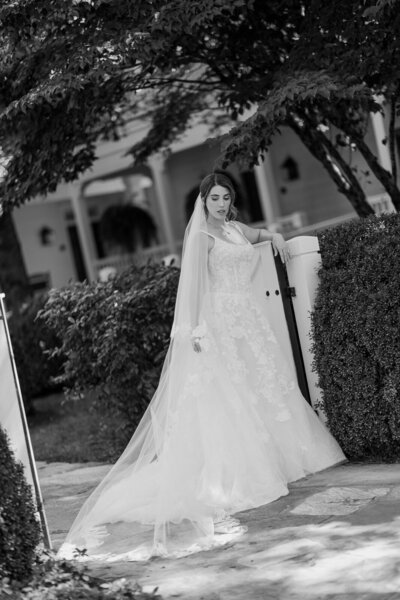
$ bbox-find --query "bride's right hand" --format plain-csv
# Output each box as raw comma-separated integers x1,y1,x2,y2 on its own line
191,323,206,353
271,233,291,264
192,338,202,353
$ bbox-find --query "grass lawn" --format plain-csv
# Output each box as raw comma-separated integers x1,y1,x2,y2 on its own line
28,392,123,463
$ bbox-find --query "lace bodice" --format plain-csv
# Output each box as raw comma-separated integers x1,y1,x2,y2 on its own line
207,228,255,293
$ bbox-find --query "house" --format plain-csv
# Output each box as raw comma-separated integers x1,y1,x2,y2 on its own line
12,109,395,290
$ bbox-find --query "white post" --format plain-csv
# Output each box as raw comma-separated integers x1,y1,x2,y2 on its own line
148,157,177,255
285,236,324,416
370,102,392,172
68,184,97,282
253,154,281,224
370,102,396,211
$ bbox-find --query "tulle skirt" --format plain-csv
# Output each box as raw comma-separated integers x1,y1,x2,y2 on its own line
58,291,345,562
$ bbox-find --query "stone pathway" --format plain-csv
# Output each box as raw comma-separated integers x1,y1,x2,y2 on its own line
38,461,400,599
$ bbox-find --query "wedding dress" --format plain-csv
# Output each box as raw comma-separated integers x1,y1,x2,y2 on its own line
58,197,345,562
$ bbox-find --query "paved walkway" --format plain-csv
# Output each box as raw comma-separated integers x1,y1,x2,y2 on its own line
38,461,400,599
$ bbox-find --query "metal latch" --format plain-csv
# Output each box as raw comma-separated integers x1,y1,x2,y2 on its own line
287,286,296,297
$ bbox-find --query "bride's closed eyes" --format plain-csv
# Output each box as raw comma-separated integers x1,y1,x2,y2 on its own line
210,195,231,201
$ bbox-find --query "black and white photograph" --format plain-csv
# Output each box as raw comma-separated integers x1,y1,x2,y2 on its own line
1,2,400,599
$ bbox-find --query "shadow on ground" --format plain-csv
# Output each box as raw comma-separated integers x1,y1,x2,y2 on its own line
40,462,400,600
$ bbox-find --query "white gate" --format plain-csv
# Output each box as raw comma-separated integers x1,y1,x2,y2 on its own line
252,237,322,410
251,241,297,378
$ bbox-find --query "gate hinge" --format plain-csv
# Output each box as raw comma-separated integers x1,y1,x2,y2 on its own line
286,286,296,298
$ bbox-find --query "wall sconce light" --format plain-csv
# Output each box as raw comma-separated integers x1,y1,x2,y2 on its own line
39,226,55,246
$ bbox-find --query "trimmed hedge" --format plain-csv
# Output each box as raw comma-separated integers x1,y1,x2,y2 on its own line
312,213,400,461
8,294,65,412
39,263,179,458
0,425,41,580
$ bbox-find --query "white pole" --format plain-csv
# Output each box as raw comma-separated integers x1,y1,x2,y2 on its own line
370,103,392,172
0,294,52,548
253,155,281,224
148,157,177,255
368,104,396,213
68,184,97,282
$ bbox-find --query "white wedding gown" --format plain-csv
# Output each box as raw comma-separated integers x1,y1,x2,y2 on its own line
58,227,345,562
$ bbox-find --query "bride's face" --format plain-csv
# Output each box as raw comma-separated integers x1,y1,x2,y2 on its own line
206,185,232,221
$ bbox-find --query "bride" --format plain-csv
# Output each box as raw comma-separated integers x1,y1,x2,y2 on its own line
58,172,345,562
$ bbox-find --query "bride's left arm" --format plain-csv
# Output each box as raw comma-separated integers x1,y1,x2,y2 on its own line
237,222,291,264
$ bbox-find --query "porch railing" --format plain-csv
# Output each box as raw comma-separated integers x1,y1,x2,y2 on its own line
90,210,371,280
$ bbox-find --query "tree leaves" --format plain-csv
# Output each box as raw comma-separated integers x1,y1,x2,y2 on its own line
39,263,180,452
0,0,400,214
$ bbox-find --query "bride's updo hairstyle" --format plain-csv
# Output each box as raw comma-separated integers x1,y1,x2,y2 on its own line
199,172,238,220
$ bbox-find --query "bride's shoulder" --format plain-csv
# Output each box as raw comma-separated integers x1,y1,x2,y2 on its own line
231,221,259,244
231,221,249,233
230,220,244,232
199,229,215,250
230,220,251,239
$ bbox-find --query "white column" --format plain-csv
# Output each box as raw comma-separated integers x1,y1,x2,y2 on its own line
370,99,396,212
253,154,281,224
285,236,325,418
148,156,177,254
68,184,97,282
370,102,392,172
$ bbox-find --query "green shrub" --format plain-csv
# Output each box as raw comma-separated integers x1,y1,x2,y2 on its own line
0,549,162,599
39,264,179,456
0,425,41,580
8,294,65,412
311,213,400,461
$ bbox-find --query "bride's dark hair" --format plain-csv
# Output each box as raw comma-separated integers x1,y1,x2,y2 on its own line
199,172,238,220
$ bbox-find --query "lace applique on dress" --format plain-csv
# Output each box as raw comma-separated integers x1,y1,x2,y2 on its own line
204,230,296,419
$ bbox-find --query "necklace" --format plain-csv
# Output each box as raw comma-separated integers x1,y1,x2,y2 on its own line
208,221,232,240
221,223,233,240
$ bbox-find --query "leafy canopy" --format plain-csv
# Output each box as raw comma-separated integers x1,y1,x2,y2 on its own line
0,0,400,214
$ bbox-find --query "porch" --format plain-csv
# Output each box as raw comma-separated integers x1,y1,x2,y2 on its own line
91,188,394,280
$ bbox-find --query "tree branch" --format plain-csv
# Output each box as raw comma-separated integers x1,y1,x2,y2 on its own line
288,112,374,217
326,106,400,211
355,130,400,211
